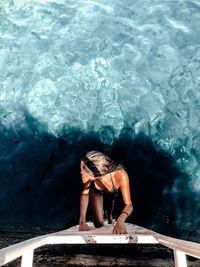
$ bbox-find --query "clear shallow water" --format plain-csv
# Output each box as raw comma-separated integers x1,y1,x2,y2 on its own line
1,0,200,179
0,0,200,238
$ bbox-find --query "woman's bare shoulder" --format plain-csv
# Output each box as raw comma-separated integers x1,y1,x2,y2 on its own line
114,169,129,183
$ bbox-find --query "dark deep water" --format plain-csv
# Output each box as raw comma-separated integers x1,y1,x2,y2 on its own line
0,108,199,242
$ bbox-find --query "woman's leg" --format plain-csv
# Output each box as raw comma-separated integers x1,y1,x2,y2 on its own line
104,193,115,224
89,188,104,228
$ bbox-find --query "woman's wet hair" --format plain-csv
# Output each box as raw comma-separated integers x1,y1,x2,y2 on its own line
82,156,102,177
82,151,123,177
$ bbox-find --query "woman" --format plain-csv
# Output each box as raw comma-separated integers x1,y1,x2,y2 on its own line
78,151,133,234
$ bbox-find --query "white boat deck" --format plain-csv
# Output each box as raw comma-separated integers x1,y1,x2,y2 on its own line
0,222,200,267
49,223,158,244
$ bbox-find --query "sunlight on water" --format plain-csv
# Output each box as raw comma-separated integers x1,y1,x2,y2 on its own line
0,0,200,236
1,0,200,173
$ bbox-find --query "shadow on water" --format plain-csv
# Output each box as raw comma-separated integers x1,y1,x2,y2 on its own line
0,108,199,241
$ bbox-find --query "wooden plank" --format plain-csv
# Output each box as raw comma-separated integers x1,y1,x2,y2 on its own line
0,223,158,267
45,234,150,244
54,223,157,236
46,223,159,244
0,222,200,267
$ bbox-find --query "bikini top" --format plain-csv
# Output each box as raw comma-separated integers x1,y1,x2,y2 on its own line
83,173,118,194
109,173,118,194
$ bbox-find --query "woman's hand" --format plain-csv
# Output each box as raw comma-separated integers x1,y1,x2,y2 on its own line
113,220,127,234
78,222,91,231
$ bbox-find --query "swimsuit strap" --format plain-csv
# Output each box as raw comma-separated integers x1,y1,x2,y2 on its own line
110,173,117,191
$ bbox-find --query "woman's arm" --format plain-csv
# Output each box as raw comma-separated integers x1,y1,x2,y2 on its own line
113,171,133,234
78,165,91,231
78,192,90,231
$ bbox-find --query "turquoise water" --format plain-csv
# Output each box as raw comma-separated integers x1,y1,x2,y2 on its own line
0,1,200,130
1,0,200,181
0,0,200,237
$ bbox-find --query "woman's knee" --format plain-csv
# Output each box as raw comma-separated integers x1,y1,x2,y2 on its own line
93,218,104,228
92,209,104,227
